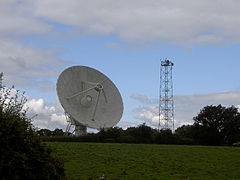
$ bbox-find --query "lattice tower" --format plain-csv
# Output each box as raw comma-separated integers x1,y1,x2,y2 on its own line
158,59,174,132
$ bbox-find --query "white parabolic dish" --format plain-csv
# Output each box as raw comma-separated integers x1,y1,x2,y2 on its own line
56,66,123,130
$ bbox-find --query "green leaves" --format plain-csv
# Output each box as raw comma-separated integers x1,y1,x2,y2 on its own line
0,74,65,179
193,104,240,145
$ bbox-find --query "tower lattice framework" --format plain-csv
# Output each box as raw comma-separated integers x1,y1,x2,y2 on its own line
158,59,174,132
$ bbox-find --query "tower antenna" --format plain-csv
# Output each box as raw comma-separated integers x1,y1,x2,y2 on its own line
158,59,174,132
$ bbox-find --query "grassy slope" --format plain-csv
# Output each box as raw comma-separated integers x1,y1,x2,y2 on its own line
47,142,240,180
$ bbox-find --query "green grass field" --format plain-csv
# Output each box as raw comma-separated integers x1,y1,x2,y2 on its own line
47,142,240,180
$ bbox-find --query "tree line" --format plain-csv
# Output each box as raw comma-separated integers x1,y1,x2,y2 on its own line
41,104,240,146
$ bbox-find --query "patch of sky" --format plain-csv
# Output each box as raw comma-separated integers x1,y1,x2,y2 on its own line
174,44,240,95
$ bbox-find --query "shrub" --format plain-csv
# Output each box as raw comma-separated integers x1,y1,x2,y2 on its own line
0,73,65,179
232,142,240,147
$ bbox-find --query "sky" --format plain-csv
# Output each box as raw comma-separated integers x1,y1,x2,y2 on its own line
1,0,240,131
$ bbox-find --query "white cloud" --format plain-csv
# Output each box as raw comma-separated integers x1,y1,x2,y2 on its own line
0,1,69,92
131,94,157,104
0,0,239,46
237,105,240,110
0,39,69,91
116,120,140,130
27,0,240,45
132,90,240,129
24,98,67,130
24,98,55,114
136,106,159,124
175,90,240,106
51,113,66,125
0,0,51,36
0,85,66,130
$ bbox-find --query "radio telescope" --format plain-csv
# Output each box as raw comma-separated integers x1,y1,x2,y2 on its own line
56,66,123,136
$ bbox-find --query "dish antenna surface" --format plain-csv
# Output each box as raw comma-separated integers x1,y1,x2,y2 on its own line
56,66,123,136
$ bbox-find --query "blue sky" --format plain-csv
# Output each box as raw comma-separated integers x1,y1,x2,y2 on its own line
1,0,240,130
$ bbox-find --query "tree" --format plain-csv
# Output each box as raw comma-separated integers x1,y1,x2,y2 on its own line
125,123,155,143
36,128,65,137
0,73,65,179
37,128,53,136
52,128,64,136
174,125,195,144
154,129,175,144
97,127,124,142
193,104,240,145
175,125,194,138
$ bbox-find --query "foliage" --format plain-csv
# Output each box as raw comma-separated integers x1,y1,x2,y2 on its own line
233,142,240,147
193,105,240,145
37,128,64,136
124,123,155,143
98,127,123,142
0,73,65,179
154,129,176,144
48,142,240,180
174,125,196,144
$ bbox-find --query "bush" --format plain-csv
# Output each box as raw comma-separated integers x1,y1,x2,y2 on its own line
232,142,240,147
153,129,176,144
125,124,155,143
0,73,65,179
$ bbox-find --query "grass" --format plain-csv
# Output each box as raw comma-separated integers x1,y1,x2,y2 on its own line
47,142,240,180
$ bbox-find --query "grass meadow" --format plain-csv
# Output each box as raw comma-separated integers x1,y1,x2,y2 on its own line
47,142,240,180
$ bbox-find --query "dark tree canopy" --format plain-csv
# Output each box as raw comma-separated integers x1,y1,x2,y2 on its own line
125,123,155,143
193,105,240,145
154,129,176,144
